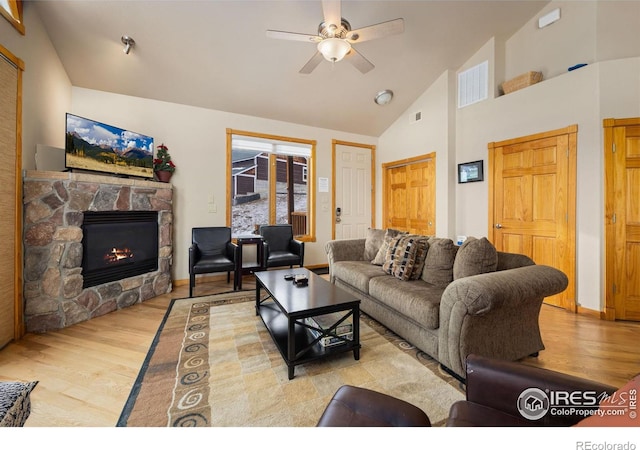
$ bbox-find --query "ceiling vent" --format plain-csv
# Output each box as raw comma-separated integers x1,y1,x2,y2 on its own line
410,111,422,124
458,61,488,108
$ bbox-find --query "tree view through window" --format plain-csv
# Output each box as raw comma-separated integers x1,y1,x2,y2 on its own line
227,130,315,241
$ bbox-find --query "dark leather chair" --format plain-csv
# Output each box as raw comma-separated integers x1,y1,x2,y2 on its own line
317,354,620,427
258,224,304,269
316,385,431,427
446,354,618,427
188,227,237,297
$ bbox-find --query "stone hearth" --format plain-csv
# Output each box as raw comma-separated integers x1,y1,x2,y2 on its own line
23,171,173,333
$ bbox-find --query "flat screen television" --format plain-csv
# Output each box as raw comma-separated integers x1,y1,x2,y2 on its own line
65,113,154,179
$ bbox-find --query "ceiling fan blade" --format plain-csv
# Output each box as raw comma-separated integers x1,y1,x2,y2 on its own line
346,18,404,43
299,51,325,74
266,30,321,43
322,0,342,29
345,48,374,74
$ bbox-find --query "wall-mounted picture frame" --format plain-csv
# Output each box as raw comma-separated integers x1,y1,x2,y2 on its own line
458,160,484,183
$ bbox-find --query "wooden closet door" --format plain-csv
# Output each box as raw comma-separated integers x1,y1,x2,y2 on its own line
489,126,577,311
0,46,23,347
605,119,640,321
383,153,436,236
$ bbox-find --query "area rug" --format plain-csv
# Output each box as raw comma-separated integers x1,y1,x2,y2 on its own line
117,291,464,427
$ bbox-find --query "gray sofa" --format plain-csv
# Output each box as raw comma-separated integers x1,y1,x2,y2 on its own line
325,230,569,379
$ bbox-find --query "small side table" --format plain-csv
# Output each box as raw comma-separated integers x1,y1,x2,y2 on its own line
234,235,265,290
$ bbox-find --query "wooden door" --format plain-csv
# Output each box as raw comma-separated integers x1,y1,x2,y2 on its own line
383,153,436,235
488,126,576,310
604,118,640,321
332,140,375,239
0,45,24,346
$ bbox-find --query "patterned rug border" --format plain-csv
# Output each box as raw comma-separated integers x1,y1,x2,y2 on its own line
116,291,255,426
117,291,465,426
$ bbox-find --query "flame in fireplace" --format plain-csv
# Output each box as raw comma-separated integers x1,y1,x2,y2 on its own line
104,247,135,264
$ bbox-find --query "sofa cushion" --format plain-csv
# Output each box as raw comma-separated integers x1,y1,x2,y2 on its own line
421,237,458,287
364,228,386,262
332,261,387,294
453,237,498,280
382,235,429,281
369,276,445,330
371,228,406,265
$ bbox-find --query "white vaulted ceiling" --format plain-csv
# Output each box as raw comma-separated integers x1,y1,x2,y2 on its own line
33,0,549,137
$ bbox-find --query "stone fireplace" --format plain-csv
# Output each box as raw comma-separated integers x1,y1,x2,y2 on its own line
23,171,173,333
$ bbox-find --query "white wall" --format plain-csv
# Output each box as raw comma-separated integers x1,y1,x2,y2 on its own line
377,0,640,313
376,71,457,238
504,1,598,82
0,3,72,169
71,87,377,282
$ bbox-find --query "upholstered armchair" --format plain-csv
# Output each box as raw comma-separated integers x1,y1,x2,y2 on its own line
189,227,237,297
317,355,623,427
258,224,304,269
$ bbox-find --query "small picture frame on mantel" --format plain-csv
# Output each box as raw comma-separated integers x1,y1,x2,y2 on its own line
458,160,484,183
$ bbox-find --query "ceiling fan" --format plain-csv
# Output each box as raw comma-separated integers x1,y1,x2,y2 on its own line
266,0,404,74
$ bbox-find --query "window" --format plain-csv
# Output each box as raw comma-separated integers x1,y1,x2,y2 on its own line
0,0,25,35
226,129,316,241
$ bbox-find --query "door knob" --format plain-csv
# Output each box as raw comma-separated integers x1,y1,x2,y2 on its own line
495,223,503,229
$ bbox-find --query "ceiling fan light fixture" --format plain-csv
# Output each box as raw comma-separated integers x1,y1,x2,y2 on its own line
374,89,394,106
317,38,351,63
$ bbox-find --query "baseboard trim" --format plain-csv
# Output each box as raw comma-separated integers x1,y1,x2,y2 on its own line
173,273,230,287
576,305,604,320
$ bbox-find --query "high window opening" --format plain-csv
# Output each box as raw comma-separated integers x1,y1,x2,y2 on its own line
0,0,24,34
227,129,316,241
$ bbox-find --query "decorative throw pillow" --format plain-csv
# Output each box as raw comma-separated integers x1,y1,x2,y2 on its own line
371,228,406,265
382,235,430,281
363,228,386,262
420,237,458,287
453,236,498,280
0,381,38,427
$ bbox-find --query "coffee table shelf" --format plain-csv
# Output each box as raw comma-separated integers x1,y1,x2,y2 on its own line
255,268,360,379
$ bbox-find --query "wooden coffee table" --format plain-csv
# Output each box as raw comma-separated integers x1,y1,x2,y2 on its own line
255,268,361,379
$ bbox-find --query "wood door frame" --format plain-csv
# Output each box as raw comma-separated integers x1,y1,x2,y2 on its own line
488,125,577,312
0,43,24,339
331,140,376,240
603,117,640,321
381,152,436,233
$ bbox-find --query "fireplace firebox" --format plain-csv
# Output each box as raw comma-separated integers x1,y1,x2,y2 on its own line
82,211,159,288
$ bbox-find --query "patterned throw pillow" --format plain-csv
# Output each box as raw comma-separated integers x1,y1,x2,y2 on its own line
0,381,38,427
371,228,406,265
382,235,430,281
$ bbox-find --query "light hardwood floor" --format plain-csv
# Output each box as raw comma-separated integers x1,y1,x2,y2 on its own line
1,275,639,427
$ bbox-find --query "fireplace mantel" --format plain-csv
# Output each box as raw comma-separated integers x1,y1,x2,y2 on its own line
22,170,173,332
